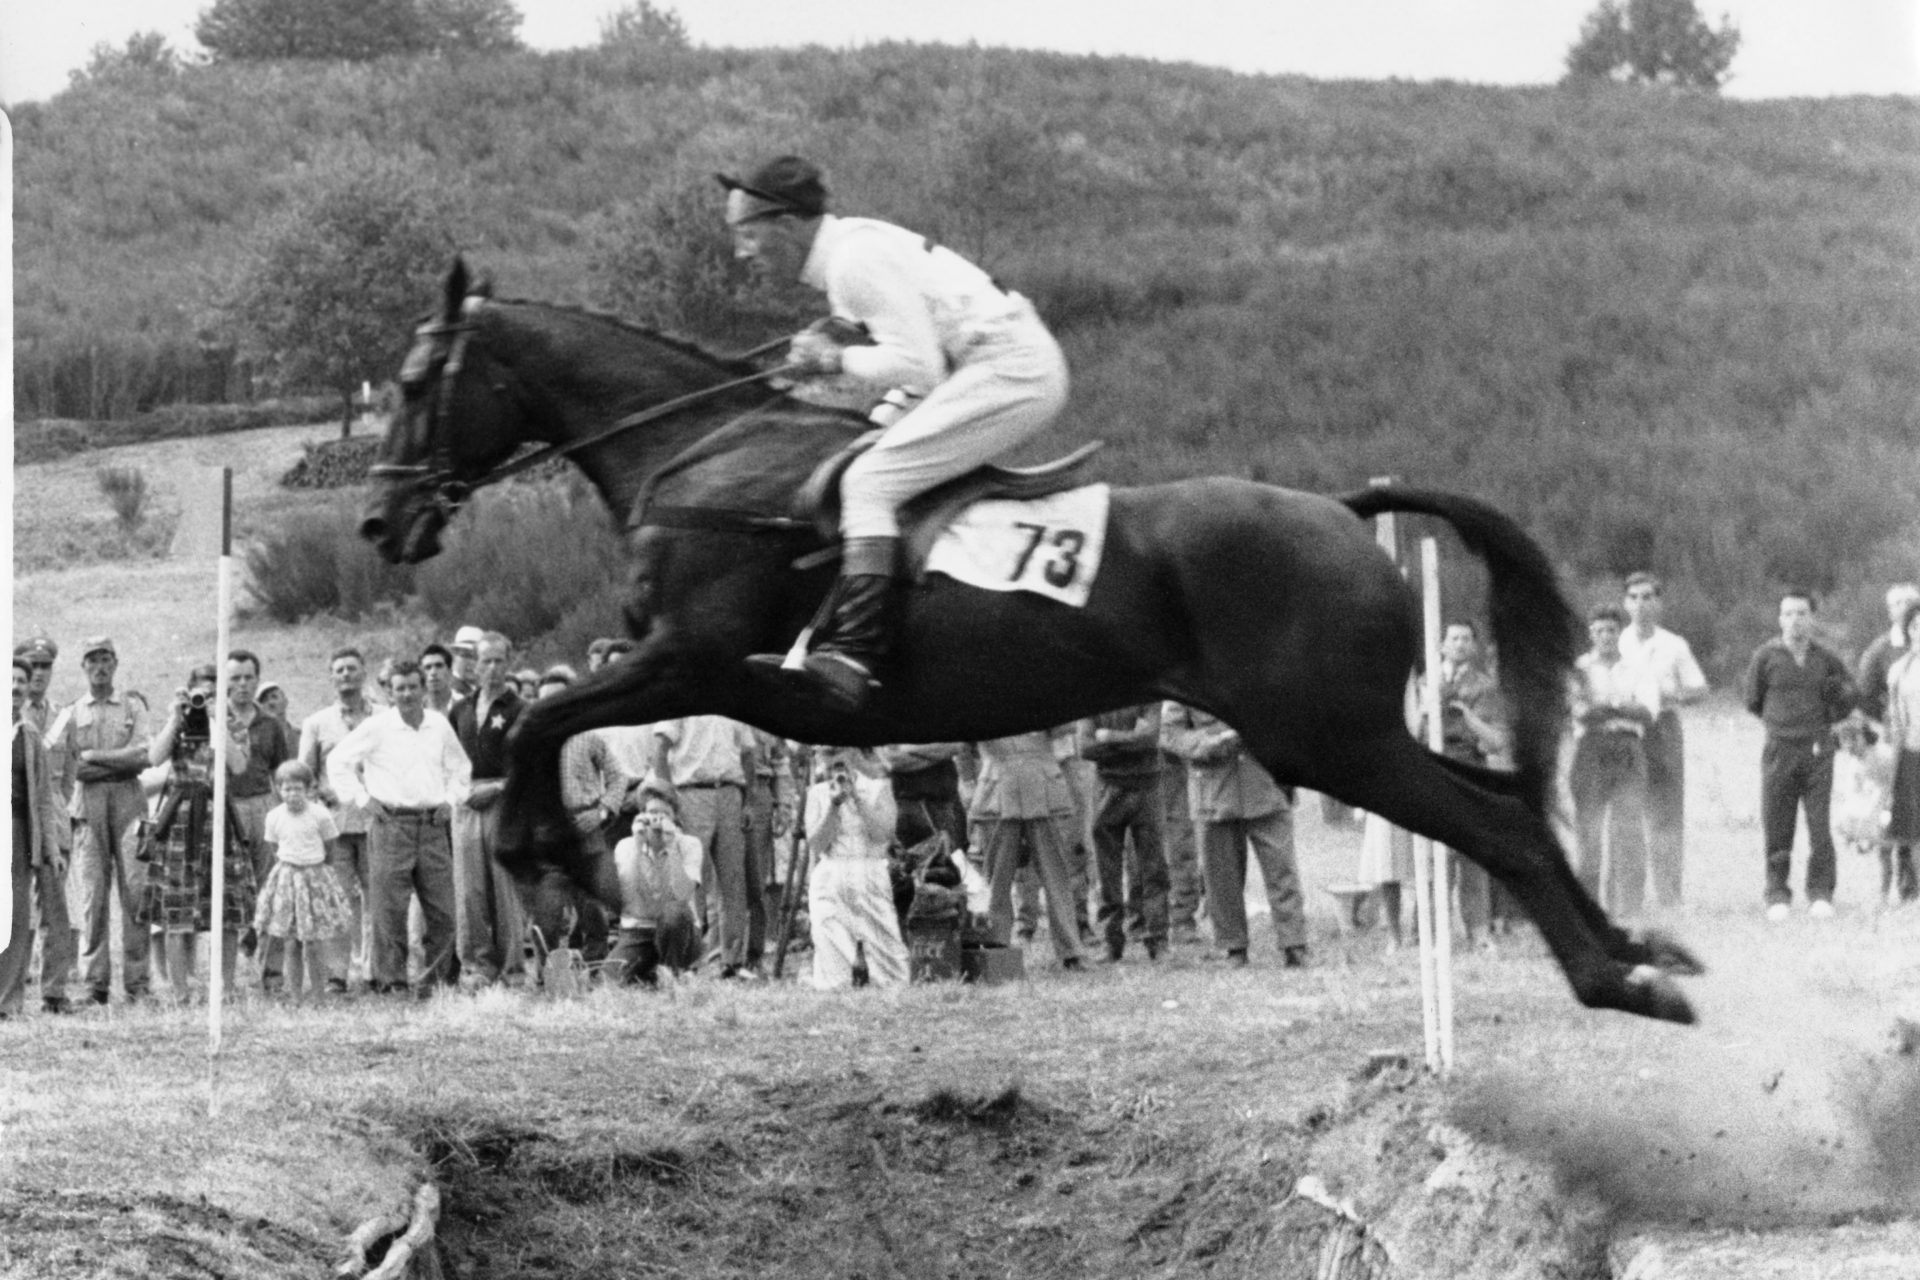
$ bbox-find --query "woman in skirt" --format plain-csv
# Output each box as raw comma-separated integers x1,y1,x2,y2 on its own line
136,663,259,999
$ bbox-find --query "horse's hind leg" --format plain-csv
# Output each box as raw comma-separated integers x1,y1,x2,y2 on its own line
1429,754,1705,977
1303,735,1696,1025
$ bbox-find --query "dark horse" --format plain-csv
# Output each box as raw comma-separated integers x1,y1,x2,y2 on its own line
364,260,1702,1023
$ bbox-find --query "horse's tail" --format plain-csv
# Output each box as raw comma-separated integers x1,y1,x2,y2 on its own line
1337,485,1578,814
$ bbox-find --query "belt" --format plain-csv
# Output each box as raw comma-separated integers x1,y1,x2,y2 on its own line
381,804,441,819
677,780,741,790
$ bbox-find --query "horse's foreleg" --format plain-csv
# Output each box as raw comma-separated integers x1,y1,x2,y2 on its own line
1305,736,1697,1025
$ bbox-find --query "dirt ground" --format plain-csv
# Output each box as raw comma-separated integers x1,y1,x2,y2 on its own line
7,432,1920,1277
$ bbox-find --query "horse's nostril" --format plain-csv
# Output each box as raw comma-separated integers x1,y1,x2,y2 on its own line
359,517,388,542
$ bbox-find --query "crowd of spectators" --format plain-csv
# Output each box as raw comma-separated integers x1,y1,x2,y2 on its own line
6,570,1915,1017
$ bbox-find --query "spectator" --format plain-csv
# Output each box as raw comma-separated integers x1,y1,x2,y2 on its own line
1876,600,1920,907
651,716,758,977
225,649,295,989
511,667,541,701
878,742,968,851
450,626,483,701
1858,583,1920,728
1158,741,1204,944
137,662,256,1000
256,681,291,730
14,637,60,737
1161,703,1307,969
607,782,702,986
1569,604,1659,916
1076,705,1170,963
968,733,1085,970
586,636,620,674
327,659,471,993
1619,572,1710,908
419,644,456,716
540,665,628,964
46,636,152,1005
1742,590,1858,921
11,639,74,1010
1419,621,1512,942
743,728,798,974
253,761,354,1001
298,646,378,992
447,632,527,987
3,656,73,1018
805,746,910,989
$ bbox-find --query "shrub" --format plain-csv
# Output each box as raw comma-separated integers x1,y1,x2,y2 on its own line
413,480,630,648
281,437,389,489
244,500,416,622
96,466,150,529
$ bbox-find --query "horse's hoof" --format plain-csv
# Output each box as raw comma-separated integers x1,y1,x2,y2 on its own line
1637,928,1707,978
1625,964,1697,1026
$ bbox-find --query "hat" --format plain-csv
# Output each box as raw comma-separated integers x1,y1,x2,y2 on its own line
452,625,484,652
257,680,284,701
13,637,57,663
716,155,828,224
79,635,116,659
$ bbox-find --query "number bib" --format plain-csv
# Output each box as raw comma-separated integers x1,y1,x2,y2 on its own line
923,484,1110,607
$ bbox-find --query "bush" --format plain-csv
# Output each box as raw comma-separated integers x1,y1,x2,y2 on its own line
14,422,92,465
244,500,416,622
413,480,630,649
95,466,150,529
281,437,389,489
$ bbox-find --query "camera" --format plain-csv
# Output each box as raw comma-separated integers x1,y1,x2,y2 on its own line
188,690,210,710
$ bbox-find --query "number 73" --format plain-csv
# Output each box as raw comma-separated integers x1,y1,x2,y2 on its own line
1011,521,1086,589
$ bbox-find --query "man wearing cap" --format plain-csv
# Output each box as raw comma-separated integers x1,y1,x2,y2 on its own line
14,638,61,737
4,656,75,1016
448,631,527,986
328,658,472,993
720,154,1071,712
450,627,484,703
46,636,153,1003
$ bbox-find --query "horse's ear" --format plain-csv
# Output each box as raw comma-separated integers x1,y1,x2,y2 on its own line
444,256,470,322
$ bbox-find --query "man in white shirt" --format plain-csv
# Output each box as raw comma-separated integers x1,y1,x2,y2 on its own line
1572,604,1661,916
720,154,1071,712
651,716,758,977
1619,572,1709,908
327,659,471,994
298,646,378,989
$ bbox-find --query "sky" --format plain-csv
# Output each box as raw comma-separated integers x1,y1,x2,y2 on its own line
1,0,1915,105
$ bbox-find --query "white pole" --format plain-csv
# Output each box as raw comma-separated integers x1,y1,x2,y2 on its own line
208,468,233,1094
1420,537,1455,1073
1371,478,1440,1070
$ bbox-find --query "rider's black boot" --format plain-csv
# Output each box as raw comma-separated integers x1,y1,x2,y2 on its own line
750,536,898,713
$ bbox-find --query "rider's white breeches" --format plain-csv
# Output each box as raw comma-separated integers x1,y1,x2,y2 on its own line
840,301,1069,540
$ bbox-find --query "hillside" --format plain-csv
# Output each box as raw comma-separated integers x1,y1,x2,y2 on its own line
11,43,1920,668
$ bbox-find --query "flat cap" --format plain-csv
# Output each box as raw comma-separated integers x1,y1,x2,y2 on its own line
79,635,116,659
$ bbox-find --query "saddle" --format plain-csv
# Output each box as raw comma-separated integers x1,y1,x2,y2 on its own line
796,437,1104,578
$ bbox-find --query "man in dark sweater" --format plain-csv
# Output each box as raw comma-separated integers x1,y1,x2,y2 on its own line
1076,706,1171,962
1742,590,1858,920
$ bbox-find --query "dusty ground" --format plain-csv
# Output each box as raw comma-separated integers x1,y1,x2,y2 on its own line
7,428,1920,1277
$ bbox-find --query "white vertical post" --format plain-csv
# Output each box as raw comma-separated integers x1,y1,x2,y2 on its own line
1419,537,1455,1073
1371,478,1440,1070
208,468,233,1091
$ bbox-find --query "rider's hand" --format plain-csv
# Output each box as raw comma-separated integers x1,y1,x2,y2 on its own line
787,330,844,376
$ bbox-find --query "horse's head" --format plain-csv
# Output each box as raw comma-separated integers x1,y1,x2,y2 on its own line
362,257,527,564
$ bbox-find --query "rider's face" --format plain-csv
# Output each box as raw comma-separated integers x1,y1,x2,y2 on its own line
731,215,811,284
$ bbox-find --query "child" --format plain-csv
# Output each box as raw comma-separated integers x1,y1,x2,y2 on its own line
805,747,909,989
253,761,355,998
607,781,703,986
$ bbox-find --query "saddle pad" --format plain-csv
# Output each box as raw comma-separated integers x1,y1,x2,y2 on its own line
924,483,1111,607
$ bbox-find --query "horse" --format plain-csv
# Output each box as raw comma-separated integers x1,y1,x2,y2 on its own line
362,258,1703,1024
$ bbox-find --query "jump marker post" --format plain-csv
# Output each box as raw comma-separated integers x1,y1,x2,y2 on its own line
1417,536,1456,1072
208,467,234,1103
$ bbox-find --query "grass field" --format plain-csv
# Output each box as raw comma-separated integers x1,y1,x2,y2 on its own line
7,430,1920,1278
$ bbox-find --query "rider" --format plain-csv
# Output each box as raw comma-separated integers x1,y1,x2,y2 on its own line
719,155,1071,712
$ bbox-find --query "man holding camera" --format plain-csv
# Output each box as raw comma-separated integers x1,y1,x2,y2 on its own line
46,636,152,1004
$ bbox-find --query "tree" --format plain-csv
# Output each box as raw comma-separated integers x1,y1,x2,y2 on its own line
70,32,187,87
194,0,522,62
597,2,690,51
1564,0,1741,91
226,155,458,434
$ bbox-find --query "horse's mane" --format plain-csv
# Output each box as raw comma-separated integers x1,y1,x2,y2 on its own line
489,296,759,377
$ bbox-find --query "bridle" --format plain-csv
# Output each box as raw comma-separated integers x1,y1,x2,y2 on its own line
369,296,808,526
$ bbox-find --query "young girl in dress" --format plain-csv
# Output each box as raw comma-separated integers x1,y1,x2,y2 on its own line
253,760,355,999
